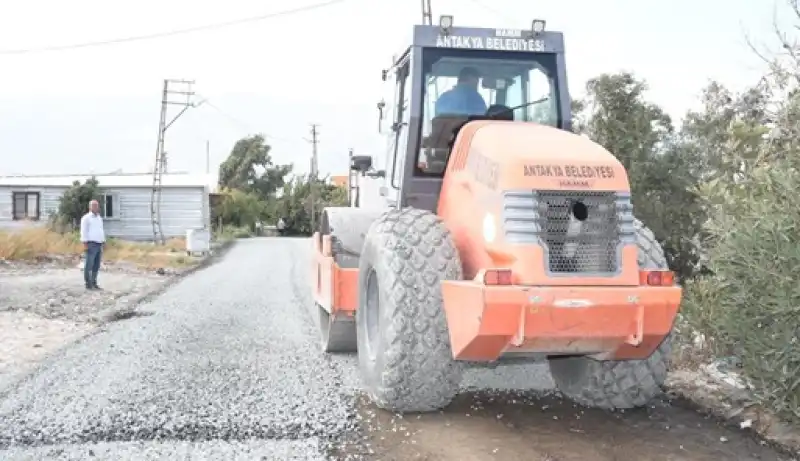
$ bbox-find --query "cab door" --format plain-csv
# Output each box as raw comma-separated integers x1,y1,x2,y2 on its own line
378,55,411,208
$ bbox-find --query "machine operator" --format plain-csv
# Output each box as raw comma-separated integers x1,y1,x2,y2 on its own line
434,66,488,117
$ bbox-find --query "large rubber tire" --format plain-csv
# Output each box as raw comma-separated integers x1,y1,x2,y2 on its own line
356,208,464,413
547,219,673,410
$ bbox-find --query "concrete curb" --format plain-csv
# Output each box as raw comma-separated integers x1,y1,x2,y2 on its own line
92,239,237,324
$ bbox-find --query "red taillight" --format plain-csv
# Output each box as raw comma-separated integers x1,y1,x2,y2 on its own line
483,269,513,286
639,270,675,286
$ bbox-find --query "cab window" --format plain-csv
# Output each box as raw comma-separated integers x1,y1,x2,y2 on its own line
416,49,560,177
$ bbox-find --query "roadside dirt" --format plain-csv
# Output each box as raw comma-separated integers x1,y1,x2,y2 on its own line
0,262,169,320
354,390,794,461
0,261,173,390
0,311,93,391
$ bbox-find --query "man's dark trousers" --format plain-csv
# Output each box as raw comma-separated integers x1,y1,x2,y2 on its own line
84,242,103,288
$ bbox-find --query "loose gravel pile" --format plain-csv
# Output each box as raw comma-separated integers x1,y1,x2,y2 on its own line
0,239,363,460
0,263,169,323
0,261,176,394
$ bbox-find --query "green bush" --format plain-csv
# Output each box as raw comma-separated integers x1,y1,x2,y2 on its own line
214,188,266,231
685,165,800,421
216,225,253,240
679,277,725,350
232,228,253,239
51,177,101,231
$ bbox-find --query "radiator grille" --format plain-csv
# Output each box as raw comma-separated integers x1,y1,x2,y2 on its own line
503,190,634,275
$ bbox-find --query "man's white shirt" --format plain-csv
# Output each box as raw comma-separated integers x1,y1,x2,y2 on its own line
80,212,106,243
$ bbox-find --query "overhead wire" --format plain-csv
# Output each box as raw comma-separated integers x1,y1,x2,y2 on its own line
2,0,410,173
0,0,348,55
194,94,299,144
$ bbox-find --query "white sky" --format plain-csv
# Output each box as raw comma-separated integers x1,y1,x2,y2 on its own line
0,0,790,178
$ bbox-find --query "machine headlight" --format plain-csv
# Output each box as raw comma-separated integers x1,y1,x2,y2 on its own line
483,213,496,243
532,19,546,34
439,15,454,31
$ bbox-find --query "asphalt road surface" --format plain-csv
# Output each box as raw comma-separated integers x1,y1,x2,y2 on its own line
0,238,793,460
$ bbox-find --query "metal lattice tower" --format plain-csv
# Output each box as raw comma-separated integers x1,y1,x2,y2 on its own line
151,79,197,245
421,0,432,25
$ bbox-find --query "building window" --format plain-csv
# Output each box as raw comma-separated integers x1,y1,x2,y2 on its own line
100,193,119,219
12,192,40,221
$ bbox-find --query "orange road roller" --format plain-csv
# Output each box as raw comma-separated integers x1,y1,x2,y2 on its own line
311,17,681,413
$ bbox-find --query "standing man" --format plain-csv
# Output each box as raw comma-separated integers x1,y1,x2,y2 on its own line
80,199,106,290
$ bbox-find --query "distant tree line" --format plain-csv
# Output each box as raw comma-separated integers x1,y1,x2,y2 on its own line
213,134,347,237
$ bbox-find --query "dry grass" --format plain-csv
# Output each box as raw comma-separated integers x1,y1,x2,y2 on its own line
0,227,195,268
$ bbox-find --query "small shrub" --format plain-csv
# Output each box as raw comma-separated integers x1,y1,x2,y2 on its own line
680,277,726,351
214,188,265,230
216,225,253,240
676,277,728,367
233,229,253,239
53,178,101,230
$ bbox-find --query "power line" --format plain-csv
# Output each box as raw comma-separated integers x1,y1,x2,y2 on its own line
195,96,297,143
0,0,348,55
200,100,257,133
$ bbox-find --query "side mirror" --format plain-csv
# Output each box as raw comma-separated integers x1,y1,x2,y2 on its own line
381,69,388,81
350,155,373,173
377,100,386,133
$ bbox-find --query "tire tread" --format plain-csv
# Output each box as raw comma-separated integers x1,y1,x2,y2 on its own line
358,208,464,413
548,218,673,409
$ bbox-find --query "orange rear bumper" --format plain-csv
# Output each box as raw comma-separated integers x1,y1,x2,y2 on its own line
440,281,681,361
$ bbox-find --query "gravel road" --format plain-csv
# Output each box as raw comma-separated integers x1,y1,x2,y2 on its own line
0,238,794,460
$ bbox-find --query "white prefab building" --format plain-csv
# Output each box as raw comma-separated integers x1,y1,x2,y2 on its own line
0,173,215,241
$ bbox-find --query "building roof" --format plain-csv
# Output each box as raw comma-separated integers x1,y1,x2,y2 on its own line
0,172,218,190
330,175,348,187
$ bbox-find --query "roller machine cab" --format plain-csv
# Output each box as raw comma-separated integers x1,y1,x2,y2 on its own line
311,16,682,414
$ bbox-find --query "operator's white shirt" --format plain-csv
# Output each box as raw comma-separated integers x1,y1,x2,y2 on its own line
80,212,106,243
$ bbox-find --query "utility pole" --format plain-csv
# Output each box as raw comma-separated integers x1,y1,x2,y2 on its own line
421,0,433,25
308,124,320,232
206,140,210,174
151,78,197,245
347,148,354,206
